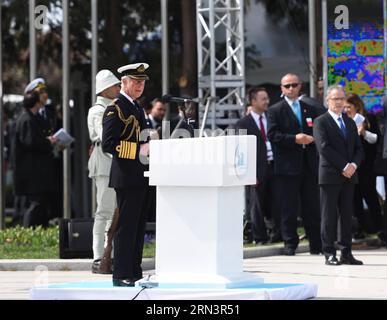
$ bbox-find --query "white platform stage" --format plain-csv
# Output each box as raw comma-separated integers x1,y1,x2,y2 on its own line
30,281,318,300
31,136,317,300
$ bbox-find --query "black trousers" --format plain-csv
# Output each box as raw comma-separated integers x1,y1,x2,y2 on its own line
13,195,27,222
354,167,383,233
147,186,156,223
249,185,268,242
277,169,321,251
249,162,280,242
320,182,354,256
113,186,149,280
22,194,50,228
381,176,387,241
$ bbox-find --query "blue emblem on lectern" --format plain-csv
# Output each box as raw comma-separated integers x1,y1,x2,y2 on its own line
234,144,247,177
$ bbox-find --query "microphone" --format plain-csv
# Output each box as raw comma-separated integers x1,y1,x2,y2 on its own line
161,94,197,104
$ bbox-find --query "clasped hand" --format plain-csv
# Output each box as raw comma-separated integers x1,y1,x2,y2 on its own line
342,163,356,178
295,133,314,145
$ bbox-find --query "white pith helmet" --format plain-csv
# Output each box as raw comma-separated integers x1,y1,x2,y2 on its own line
95,69,120,95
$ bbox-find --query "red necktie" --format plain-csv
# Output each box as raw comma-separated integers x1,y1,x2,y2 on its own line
259,115,267,142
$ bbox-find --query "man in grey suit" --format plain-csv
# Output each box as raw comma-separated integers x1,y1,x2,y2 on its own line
314,85,364,265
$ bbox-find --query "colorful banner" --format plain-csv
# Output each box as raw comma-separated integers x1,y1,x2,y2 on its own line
326,0,385,113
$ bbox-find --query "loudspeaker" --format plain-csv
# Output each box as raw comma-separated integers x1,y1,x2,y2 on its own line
59,218,94,259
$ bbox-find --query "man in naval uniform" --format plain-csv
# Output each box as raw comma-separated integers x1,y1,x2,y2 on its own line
13,78,55,224
24,78,66,222
87,70,121,273
102,62,151,287
13,89,58,227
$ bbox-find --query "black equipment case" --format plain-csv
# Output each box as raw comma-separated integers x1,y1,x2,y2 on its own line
59,218,94,259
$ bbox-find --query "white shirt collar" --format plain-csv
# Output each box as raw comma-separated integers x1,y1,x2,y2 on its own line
120,90,135,105
284,96,299,106
328,109,343,121
149,114,157,125
250,110,265,122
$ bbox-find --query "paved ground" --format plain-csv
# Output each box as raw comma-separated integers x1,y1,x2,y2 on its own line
244,248,387,299
1,248,387,300
0,243,309,271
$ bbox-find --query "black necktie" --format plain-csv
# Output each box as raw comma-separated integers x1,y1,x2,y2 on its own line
133,100,141,113
148,118,154,129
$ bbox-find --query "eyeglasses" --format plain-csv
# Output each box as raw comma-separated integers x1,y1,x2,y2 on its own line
328,97,345,102
282,83,300,89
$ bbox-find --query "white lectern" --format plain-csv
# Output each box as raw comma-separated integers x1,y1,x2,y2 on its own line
145,135,262,288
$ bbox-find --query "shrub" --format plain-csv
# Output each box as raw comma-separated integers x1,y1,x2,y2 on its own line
0,226,59,259
0,225,59,247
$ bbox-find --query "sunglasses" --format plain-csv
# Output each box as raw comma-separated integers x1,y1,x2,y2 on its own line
282,83,300,89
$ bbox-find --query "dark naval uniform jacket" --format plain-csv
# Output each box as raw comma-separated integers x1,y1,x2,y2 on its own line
13,108,56,195
102,93,149,188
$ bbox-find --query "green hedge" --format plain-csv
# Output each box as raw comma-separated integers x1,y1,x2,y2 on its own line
0,226,59,259
0,226,156,259
0,225,59,246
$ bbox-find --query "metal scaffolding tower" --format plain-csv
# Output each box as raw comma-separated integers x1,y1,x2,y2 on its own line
196,0,246,132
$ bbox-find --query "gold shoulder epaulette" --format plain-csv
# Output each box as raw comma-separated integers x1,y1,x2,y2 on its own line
106,99,119,109
114,103,140,141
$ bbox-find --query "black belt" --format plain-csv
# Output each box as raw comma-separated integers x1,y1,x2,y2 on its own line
93,141,101,146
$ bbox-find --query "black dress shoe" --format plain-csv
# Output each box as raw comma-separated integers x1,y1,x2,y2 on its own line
91,259,101,274
268,232,282,244
310,247,322,255
253,239,268,246
283,247,296,256
340,254,363,265
310,249,322,255
353,231,366,240
268,236,282,244
325,255,340,265
91,259,113,274
113,279,136,287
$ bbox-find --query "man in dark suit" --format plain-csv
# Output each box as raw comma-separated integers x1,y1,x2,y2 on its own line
102,62,151,286
267,73,323,255
148,98,166,131
374,96,387,247
314,85,364,265
236,87,280,244
299,94,326,114
146,98,167,226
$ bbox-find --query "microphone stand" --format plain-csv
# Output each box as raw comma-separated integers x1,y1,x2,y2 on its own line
170,101,194,139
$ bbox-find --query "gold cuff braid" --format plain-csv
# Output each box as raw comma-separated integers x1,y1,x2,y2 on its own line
116,141,137,159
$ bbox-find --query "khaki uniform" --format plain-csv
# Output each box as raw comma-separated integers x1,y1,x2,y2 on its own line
87,96,117,260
